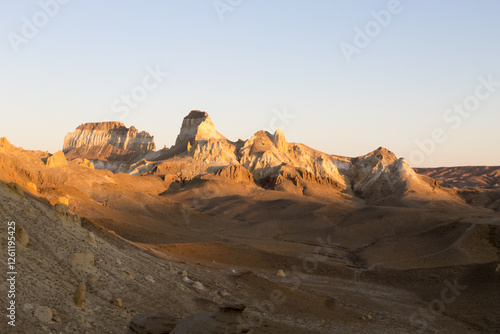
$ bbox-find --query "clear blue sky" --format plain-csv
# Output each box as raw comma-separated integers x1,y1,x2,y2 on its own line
1,0,499,167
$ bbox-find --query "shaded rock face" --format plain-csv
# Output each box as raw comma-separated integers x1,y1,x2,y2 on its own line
258,165,344,194
63,122,155,161
239,129,351,192
214,165,254,184
174,110,226,147
53,203,81,226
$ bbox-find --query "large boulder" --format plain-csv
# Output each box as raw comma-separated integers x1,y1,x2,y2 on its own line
53,203,81,226
46,151,68,167
213,165,254,184
15,225,29,248
74,282,86,308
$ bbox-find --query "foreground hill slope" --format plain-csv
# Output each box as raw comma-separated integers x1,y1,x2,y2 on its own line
1,169,497,333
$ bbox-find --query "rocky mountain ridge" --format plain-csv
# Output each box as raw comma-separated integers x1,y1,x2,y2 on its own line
60,111,458,202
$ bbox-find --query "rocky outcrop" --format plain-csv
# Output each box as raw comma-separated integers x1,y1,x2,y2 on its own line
74,282,86,308
175,111,226,148
0,137,16,153
46,151,68,167
239,129,350,192
273,128,287,151
213,165,254,184
77,158,95,169
350,147,446,201
63,122,155,161
53,203,81,226
58,111,451,202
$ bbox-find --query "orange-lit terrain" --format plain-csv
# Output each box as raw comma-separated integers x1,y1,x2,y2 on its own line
1,111,498,333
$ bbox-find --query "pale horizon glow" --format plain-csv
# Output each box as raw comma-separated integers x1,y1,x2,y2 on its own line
1,1,499,167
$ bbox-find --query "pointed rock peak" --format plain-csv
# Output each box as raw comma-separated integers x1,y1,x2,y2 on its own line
368,147,397,162
0,137,16,152
252,130,272,139
0,137,12,147
354,146,398,168
273,128,287,151
46,151,68,167
274,128,285,139
175,110,225,146
186,110,209,119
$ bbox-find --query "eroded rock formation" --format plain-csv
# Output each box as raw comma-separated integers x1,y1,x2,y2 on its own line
63,122,155,161
175,110,226,148
59,111,453,202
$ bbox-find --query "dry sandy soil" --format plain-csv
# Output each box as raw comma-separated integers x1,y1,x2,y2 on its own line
0,138,499,333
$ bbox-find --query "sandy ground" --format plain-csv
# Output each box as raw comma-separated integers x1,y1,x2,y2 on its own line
0,143,499,333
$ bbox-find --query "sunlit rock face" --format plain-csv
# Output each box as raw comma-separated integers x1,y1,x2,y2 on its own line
63,122,156,161
175,110,226,147
60,112,446,202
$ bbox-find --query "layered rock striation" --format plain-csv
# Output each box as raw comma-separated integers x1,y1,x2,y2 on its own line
175,111,226,147
63,122,155,161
